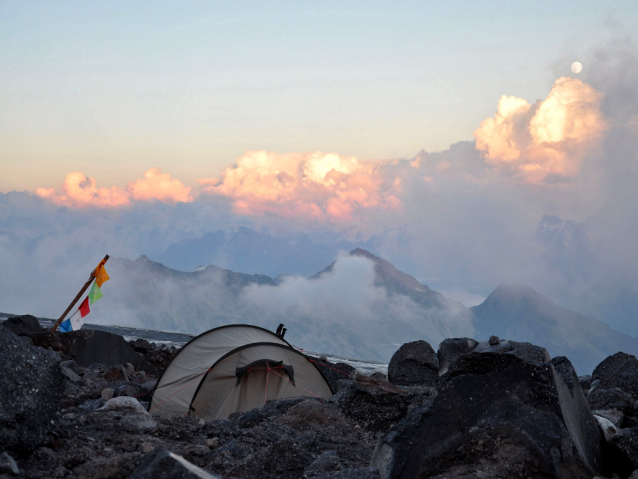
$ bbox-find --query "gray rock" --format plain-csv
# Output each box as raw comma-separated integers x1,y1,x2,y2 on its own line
438,337,551,377
61,366,81,382
132,448,221,478
371,353,604,478
311,359,356,393
592,409,624,428
578,374,592,392
331,375,436,433
77,398,105,413
0,452,19,475
387,340,439,387
313,468,381,479
100,396,148,415
1,315,42,336
0,326,64,453
119,414,157,432
593,352,638,399
488,335,500,345
101,388,114,401
610,427,638,474
588,388,635,415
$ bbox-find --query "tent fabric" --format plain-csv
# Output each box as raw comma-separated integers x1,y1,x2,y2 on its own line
149,324,333,419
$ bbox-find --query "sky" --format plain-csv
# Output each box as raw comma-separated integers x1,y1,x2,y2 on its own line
2,1,636,191
2,2,638,339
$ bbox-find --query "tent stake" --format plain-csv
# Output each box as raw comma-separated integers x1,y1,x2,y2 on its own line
49,255,109,333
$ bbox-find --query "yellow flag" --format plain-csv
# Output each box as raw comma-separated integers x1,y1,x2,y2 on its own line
95,262,110,287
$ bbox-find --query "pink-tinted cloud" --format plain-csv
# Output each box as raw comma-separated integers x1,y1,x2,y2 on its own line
127,168,192,204
199,151,401,221
35,168,192,208
474,77,607,182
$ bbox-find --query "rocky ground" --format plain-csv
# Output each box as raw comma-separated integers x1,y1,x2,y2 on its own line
2,316,638,478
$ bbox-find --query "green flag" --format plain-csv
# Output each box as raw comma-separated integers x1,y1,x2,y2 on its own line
88,281,103,305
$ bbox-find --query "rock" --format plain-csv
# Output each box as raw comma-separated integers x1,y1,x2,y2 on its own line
129,448,221,478
129,338,151,354
125,363,135,374
593,352,638,399
228,437,312,479
579,374,592,392
52,329,158,374
313,468,381,479
104,366,126,381
101,388,114,401
311,359,356,393
0,453,19,475
77,398,105,413
205,437,219,449
588,388,635,415
610,427,638,473
438,337,551,376
387,340,439,387
61,366,81,382
592,409,624,428
1,315,42,336
278,400,343,427
371,353,605,478
331,375,437,433
119,414,157,432
100,396,148,415
370,372,386,380
594,415,618,442
630,470,638,479
488,335,500,345
0,326,64,454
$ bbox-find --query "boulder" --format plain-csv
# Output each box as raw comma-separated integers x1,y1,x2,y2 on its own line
48,329,157,374
1,315,42,336
579,374,592,392
387,341,439,387
129,448,221,478
588,388,635,415
592,409,624,428
592,352,638,399
0,326,64,454
437,337,551,376
100,396,149,415
311,359,356,393
0,452,19,476
609,427,638,474
371,353,605,478
331,375,437,433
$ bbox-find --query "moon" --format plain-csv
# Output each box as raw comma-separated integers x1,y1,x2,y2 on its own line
571,62,583,74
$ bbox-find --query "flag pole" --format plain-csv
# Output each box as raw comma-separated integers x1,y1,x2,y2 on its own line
50,255,109,333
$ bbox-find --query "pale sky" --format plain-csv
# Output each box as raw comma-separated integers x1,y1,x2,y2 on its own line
1,0,636,192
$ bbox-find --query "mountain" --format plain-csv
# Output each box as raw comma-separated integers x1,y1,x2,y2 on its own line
471,283,638,373
89,250,638,373
152,227,368,277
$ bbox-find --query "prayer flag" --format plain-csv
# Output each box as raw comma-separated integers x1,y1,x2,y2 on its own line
95,264,110,288
59,319,72,333
79,297,90,318
70,311,84,331
88,281,103,304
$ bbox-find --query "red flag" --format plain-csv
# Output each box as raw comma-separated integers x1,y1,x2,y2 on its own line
79,297,90,318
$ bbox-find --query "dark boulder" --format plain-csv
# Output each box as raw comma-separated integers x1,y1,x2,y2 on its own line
0,326,64,454
578,374,592,393
438,337,550,376
331,375,436,433
371,353,605,478
593,352,638,399
588,388,635,416
387,340,439,387
33,329,158,375
310,358,356,393
128,448,221,478
609,427,638,474
1,315,42,336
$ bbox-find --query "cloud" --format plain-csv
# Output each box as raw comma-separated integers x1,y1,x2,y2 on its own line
474,77,607,183
199,151,401,222
35,168,192,208
127,168,193,204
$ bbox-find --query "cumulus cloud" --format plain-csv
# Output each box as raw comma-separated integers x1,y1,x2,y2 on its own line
474,77,607,182
35,168,192,208
199,151,401,222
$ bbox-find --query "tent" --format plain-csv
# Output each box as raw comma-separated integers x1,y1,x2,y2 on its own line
148,324,334,420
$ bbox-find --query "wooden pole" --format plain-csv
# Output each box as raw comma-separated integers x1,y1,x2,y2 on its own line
50,255,109,333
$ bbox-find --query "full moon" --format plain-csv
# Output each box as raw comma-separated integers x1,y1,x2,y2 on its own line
571,62,583,73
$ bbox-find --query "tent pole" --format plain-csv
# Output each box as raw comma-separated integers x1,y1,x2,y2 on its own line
49,255,109,333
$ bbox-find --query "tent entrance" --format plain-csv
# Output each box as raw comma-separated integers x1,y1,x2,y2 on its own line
235,359,295,387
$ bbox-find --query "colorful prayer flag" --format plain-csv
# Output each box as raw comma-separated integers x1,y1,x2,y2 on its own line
95,264,110,288
79,297,90,318
88,281,103,304
70,311,84,331
59,319,72,333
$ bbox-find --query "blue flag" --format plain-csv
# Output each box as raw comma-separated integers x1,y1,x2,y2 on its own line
59,319,72,333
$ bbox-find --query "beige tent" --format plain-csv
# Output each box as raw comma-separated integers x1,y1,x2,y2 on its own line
148,324,333,420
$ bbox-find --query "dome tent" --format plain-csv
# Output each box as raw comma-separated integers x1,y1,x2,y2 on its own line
148,324,333,420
